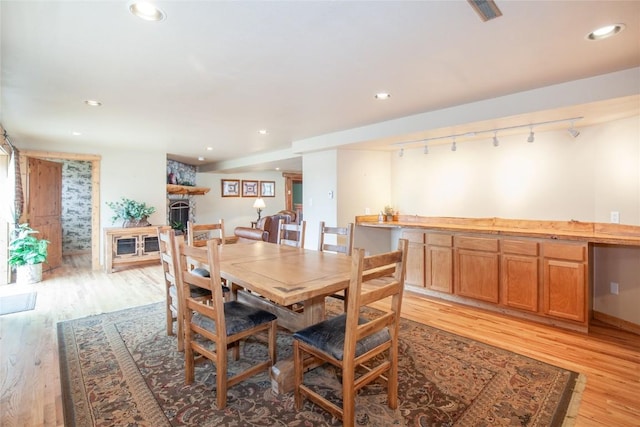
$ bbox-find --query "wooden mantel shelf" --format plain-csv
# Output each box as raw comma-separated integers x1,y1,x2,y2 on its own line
166,184,210,195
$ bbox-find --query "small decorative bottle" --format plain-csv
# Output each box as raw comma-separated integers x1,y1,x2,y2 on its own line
378,211,384,223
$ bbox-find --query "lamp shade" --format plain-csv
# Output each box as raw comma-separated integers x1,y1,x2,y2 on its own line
253,198,266,209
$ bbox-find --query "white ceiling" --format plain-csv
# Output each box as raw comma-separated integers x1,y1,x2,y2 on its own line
1,1,639,172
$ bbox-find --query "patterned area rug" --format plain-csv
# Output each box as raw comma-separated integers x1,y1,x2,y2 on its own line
57,302,583,426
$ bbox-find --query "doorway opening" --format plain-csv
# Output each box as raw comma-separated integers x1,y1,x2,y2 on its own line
20,151,101,270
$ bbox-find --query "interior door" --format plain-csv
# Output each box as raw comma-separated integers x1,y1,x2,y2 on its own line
27,157,62,271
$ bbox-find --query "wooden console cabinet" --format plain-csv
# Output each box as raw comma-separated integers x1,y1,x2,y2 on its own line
104,226,161,273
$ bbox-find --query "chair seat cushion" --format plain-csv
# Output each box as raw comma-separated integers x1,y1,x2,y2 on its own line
193,301,277,336
293,313,390,361
169,284,212,300
191,267,210,277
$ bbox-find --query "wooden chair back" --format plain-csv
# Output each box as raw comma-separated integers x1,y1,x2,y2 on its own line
293,238,408,426
158,226,177,337
187,220,225,247
318,221,354,255
277,219,306,248
158,227,191,350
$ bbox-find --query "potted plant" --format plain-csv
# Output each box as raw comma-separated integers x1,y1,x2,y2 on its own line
106,197,156,227
9,223,50,284
384,205,395,222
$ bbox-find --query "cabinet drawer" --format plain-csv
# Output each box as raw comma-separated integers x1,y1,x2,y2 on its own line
455,235,499,252
402,230,425,244
502,239,538,256
543,242,585,261
427,233,452,247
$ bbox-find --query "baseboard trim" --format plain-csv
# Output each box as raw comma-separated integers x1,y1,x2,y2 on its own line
593,311,640,336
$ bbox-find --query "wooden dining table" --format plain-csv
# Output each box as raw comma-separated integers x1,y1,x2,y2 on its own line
218,240,353,332
215,240,354,393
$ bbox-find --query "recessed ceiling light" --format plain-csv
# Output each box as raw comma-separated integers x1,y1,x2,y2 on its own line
586,23,625,40
84,99,102,107
197,156,205,161
72,131,82,136
374,92,391,100
275,167,280,171
129,1,166,22
258,129,268,135
206,147,213,151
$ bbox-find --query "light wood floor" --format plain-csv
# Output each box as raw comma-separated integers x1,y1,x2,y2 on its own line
0,255,638,426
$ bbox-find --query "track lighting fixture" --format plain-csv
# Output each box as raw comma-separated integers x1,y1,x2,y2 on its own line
390,116,582,153
527,127,535,143
568,121,580,138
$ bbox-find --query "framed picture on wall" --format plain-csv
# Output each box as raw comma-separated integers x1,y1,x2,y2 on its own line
260,181,275,197
242,180,259,197
221,179,240,197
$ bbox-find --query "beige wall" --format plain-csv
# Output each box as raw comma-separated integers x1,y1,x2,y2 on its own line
195,171,287,236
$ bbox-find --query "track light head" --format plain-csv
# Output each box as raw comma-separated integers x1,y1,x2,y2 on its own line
492,132,499,147
423,144,429,154
527,128,535,143
399,148,404,157
568,122,580,138
451,139,457,152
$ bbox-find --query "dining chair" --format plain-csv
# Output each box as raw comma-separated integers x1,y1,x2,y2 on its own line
277,219,306,248
175,238,278,409
157,227,211,352
293,238,408,427
318,221,354,255
187,219,225,247
318,221,355,306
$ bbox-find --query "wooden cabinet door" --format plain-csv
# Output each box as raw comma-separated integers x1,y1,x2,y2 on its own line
426,245,453,293
403,230,425,287
455,249,500,303
454,236,500,303
502,254,538,312
425,233,453,293
543,259,586,322
27,158,62,271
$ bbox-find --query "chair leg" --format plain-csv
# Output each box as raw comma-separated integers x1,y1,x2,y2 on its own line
268,321,277,365
166,307,174,336
342,364,356,427
388,342,399,409
216,342,228,409
184,333,195,384
293,340,303,409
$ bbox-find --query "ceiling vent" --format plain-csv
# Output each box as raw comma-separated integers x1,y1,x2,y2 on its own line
468,0,503,22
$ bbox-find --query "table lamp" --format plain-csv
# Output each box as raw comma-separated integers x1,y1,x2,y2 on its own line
253,198,266,221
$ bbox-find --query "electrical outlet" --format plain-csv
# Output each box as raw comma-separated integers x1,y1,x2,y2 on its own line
365,207,371,215
610,282,619,295
610,211,620,223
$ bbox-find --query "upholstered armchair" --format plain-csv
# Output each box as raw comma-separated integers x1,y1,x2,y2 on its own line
234,209,298,243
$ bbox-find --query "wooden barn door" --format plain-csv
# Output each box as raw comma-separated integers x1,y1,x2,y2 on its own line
27,158,62,271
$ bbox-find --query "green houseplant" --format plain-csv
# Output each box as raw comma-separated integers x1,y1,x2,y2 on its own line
106,197,156,227
9,223,50,284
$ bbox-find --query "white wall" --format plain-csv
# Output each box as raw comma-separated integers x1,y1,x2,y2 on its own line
12,140,167,264
337,149,392,255
302,150,337,250
195,171,287,236
388,116,639,224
